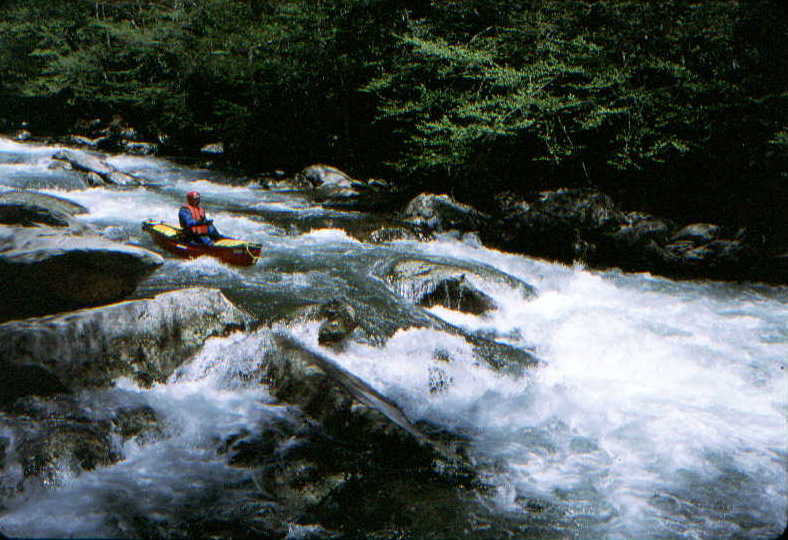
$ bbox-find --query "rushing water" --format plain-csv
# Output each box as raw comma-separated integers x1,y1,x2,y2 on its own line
0,137,786,539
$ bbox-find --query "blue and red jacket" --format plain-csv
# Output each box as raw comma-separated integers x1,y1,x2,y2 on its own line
179,204,209,235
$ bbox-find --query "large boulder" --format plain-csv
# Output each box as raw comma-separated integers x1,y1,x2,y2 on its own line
0,287,254,401
669,223,721,244
298,164,396,210
300,163,359,200
0,190,88,228
0,226,163,321
233,332,486,537
384,258,535,316
403,193,490,233
52,148,141,186
482,188,627,262
610,213,673,248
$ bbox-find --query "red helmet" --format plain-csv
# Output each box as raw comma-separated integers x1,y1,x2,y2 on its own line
186,191,201,205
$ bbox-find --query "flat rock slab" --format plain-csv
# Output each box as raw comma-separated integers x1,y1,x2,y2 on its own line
0,226,164,321
0,190,88,227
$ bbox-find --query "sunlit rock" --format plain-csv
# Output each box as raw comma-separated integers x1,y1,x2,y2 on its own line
670,222,721,244
300,163,360,200
0,226,163,321
52,148,141,186
385,258,536,315
367,225,431,244
403,193,490,233
201,142,225,155
122,141,158,155
298,164,397,210
0,287,254,398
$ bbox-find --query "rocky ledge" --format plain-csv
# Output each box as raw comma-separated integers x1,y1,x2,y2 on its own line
401,190,786,284
0,287,255,404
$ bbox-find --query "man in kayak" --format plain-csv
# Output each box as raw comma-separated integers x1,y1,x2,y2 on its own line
179,191,222,245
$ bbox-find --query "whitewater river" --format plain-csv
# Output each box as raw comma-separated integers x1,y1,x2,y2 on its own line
0,137,786,539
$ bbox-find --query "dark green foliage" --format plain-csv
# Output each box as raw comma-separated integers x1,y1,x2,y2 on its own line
0,0,785,239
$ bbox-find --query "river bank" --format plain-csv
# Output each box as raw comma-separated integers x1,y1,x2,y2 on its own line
8,125,785,286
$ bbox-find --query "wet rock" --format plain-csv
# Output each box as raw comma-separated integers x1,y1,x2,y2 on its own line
483,188,626,262
0,190,88,228
243,333,484,537
384,258,536,315
18,423,119,488
0,226,163,321
611,213,672,247
403,193,490,234
317,299,358,346
671,223,721,244
0,287,254,396
428,365,453,394
662,238,756,277
0,364,70,408
0,437,8,470
14,130,32,142
368,226,431,244
122,141,158,156
201,142,225,155
112,406,161,442
69,134,112,150
52,148,142,186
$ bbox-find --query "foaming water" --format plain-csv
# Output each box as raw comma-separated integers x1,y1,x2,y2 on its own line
0,332,286,539
308,236,788,539
1,141,785,538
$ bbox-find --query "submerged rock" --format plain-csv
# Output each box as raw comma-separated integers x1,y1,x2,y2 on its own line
0,287,254,399
0,226,163,321
0,190,88,228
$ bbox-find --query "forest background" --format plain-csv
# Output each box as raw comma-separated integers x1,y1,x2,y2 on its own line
1,0,785,244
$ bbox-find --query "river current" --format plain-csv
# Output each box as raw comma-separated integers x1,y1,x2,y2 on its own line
0,137,786,539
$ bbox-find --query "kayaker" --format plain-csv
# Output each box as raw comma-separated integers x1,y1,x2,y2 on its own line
179,191,221,245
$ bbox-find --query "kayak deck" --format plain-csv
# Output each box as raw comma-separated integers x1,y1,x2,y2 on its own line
142,220,262,266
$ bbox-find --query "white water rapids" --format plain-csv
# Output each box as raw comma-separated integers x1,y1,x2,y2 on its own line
0,137,785,539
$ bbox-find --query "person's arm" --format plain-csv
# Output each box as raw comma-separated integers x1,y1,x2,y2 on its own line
179,207,197,229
